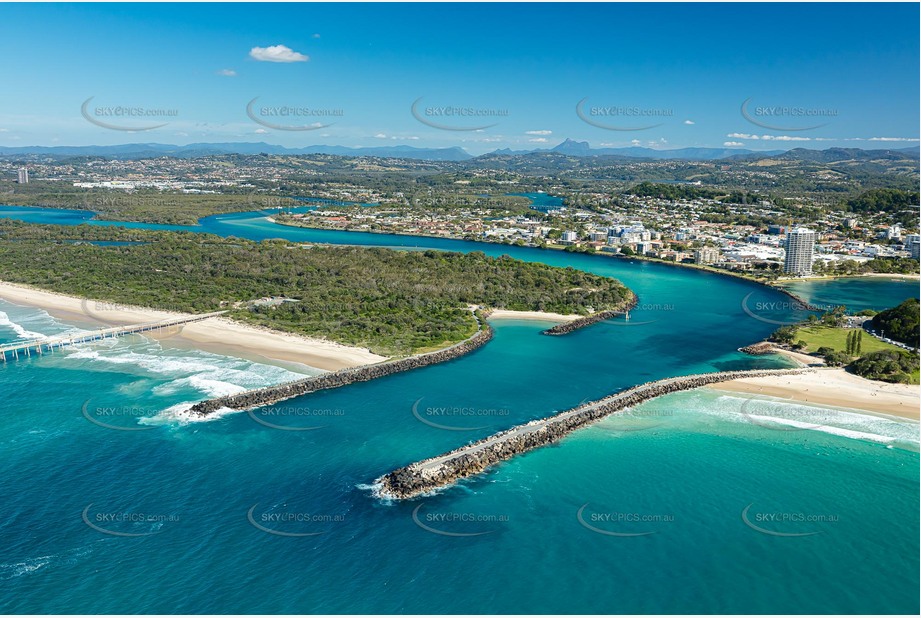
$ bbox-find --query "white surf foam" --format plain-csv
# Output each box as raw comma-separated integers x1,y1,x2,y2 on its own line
745,413,898,444
703,393,919,447
154,375,249,398
0,310,49,341
139,402,240,426
67,338,304,400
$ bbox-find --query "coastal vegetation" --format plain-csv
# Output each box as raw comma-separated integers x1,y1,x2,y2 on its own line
849,350,920,384
869,298,920,347
0,220,633,355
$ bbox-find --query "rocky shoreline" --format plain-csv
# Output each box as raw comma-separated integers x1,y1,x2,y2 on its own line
190,313,494,415
770,285,823,311
374,367,811,500
541,294,638,336
738,341,777,355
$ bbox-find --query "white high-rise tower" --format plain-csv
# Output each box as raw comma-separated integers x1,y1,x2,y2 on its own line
784,227,815,275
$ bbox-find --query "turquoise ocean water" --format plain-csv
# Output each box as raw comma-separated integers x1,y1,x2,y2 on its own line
0,205,918,613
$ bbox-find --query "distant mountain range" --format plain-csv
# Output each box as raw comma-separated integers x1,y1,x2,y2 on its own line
496,138,788,160
0,142,473,161
0,139,916,163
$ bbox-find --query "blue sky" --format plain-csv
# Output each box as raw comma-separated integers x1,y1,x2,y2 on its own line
0,2,918,154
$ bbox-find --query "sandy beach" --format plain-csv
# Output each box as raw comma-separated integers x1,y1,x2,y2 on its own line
861,273,920,280
488,309,580,322
770,347,826,367
0,280,387,371
711,367,920,420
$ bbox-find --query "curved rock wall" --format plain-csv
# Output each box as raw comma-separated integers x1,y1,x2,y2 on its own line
190,319,494,415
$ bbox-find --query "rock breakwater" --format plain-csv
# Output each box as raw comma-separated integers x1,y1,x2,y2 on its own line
375,367,812,499
190,317,494,415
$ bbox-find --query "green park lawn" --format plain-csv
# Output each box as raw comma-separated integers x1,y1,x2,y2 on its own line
795,325,902,356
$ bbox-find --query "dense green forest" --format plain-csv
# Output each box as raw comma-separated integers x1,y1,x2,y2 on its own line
870,298,920,346
849,349,920,384
625,181,763,204
844,188,920,228
0,181,284,225
0,220,633,355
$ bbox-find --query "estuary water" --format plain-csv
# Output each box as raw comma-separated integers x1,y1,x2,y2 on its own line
0,205,918,614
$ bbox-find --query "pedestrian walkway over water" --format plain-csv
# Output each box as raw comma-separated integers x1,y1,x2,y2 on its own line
0,311,226,363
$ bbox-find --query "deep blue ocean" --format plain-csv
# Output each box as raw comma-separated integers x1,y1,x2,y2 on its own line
0,204,918,614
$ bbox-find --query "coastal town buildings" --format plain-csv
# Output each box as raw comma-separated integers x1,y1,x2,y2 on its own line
694,247,720,265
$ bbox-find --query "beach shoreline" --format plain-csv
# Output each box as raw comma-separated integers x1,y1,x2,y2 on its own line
710,367,920,420
861,273,921,280
487,309,580,323
0,280,387,372
771,346,825,367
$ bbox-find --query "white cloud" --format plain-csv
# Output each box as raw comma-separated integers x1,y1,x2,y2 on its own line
529,138,548,143
217,68,237,77
868,136,920,142
631,139,641,146
761,135,811,141
373,133,388,139
727,132,810,141
683,120,695,125
254,128,269,134
0,128,8,132
525,130,552,135
249,45,309,63
723,141,744,147
312,33,321,39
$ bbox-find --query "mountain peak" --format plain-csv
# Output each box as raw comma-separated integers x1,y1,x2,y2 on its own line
551,139,592,155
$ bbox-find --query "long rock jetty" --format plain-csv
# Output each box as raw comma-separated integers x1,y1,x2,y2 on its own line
374,367,811,499
189,318,494,415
